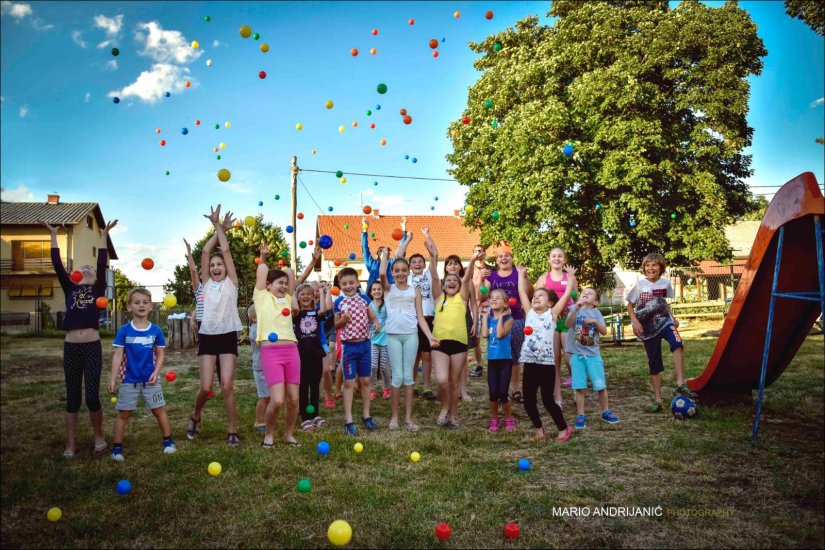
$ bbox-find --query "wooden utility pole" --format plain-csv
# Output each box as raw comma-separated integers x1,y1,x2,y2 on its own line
290,156,299,272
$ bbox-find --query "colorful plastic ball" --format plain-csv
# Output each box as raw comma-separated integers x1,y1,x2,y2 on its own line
351,48,359,56
361,205,372,215
524,326,534,336
296,123,303,131
217,169,231,182
334,259,342,267
204,15,211,22
280,250,289,259
493,41,502,52
96,297,109,309
318,235,333,249
297,479,311,493
454,11,460,17
630,220,637,228
403,115,412,124
141,258,155,270
274,194,280,200
404,155,410,160
159,139,166,146
410,451,421,462
116,480,132,495
480,285,489,295
348,253,356,260
380,139,387,146
563,144,574,156
352,120,358,127
252,32,260,40
308,240,314,246
442,37,446,42
216,155,221,160
208,462,222,476
165,91,171,98
312,149,317,154
485,99,494,109
485,10,494,19
206,59,213,67
111,47,119,56
366,110,372,116
254,257,262,265
491,211,501,221
240,25,252,38
165,170,170,175
435,523,452,542
328,206,334,212
317,441,331,455
207,390,214,399
214,123,220,129
433,51,439,58
504,523,520,539
370,48,377,55
429,38,439,49
162,294,177,308
671,212,677,219
353,442,364,453
430,206,435,210
338,125,345,133
244,215,255,227
491,119,499,128
392,229,404,241
191,41,199,49
306,404,315,415
518,458,531,471
372,28,378,35
408,18,415,25
374,181,378,186
281,308,291,317
297,212,304,220
47,507,62,522
412,158,417,163
155,128,161,134
328,520,352,547
344,224,349,229
110,396,117,404
257,201,264,207
112,97,120,104
180,128,189,135
465,205,474,213
330,286,340,296
268,332,278,343
369,232,375,237
462,116,470,125
195,120,201,125
299,240,307,249
376,83,388,94
335,170,344,178
375,104,381,110
595,203,601,210
165,371,176,382
261,43,270,53
259,71,267,79
508,297,517,307
325,100,334,109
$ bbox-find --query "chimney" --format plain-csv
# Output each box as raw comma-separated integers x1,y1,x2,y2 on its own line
454,209,462,218
372,209,380,219
47,193,60,205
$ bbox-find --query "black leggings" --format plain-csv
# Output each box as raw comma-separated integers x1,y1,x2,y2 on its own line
522,362,567,431
63,341,103,413
299,351,323,422
487,359,512,403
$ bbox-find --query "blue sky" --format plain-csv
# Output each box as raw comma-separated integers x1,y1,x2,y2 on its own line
1,1,823,288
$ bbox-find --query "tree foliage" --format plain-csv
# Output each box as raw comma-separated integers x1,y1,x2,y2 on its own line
113,269,140,311
447,0,767,286
784,0,824,36
163,215,294,307
740,194,769,222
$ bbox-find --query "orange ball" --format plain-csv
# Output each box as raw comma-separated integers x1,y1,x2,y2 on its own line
234,221,242,227
433,51,439,58
392,228,404,241
352,121,358,127
428,39,438,49
351,48,358,56
400,108,407,116
454,11,460,18
95,297,109,309
185,81,191,88
297,212,304,220
155,128,161,134
141,258,154,270
343,262,349,267
331,286,340,296
408,18,415,25
370,48,376,55
363,205,373,214
380,139,386,146
334,259,342,267
255,257,262,265
403,115,412,124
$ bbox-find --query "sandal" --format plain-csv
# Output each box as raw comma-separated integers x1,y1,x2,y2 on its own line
436,415,449,427
261,441,274,449
227,433,241,446
285,439,301,447
510,391,524,404
405,421,419,433
388,419,399,430
301,420,315,432
449,418,462,429
186,416,201,440
645,402,663,413
93,441,108,455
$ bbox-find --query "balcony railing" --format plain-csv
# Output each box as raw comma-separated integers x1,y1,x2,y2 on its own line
0,258,72,275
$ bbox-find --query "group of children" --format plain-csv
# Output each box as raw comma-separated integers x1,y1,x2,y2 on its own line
49,205,694,459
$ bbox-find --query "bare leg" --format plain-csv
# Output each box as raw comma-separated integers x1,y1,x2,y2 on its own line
335,367,343,397
219,354,238,434
575,389,586,416
255,398,269,425
151,407,172,438
65,412,78,454
191,355,216,425
489,401,499,418
404,384,415,424
422,351,433,391
651,373,663,404
391,387,401,425
113,410,132,443
284,384,299,443
598,389,610,412
673,348,686,386
449,353,466,419
360,376,372,419
502,400,513,418
264,384,285,445
432,351,451,421
342,379,355,424
460,357,471,400
89,409,106,447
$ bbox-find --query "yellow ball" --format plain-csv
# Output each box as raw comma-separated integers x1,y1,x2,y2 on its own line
208,462,222,476
219,142,226,149
110,396,117,404
327,520,352,546
353,442,363,453
260,43,270,53
465,205,475,213
191,40,199,49
240,25,252,38
410,452,421,463
217,169,231,182
296,123,303,131
340,177,347,184
47,507,62,522
338,125,345,133
244,216,256,227
163,295,177,308
325,100,334,109
225,121,231,128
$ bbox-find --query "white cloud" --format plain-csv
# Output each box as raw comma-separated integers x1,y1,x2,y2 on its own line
110,63,190,103
84,91,91,103
135,21,201,64
94,13,122,36
106,59,118,70
18,105,28,117
71,30,87,48
811,97,824,108
212,39,220,47
110,240,180,288
222,181,253,194
31,18,52,31
0,185,35,201
0,1,32,18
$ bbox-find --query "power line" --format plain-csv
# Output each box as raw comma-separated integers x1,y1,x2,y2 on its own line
300,168,458,183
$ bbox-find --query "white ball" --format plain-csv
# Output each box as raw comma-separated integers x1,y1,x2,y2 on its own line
206,59,213,67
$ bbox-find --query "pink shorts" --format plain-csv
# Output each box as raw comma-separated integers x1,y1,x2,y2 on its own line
260,343,301,387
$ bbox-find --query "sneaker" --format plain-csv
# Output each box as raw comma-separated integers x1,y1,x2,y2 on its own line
470,365,484,378
186,416,200,440
227,433,241,447
312,416,328,428
676,384,697,398
324,399,336,409
422,389,437,401
504,417,516,432
344,422,358,436
574,415,587,429
382,389,392,399
362,416,377,431
561,377,572,388
110,447,124,461
369,391,378,401
301,419,315,432
254,423,266,432
163,440,177,454
488,417,499,433
557,426,574,442
645,402,663,413
601,410,620,424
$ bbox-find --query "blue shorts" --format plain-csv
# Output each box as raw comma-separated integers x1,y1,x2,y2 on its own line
342,340,372,381
643,324,684,375
570,354,607,392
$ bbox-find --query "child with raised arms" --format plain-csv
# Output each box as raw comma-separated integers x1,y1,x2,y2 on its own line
108,288,175,460
409,227,440,401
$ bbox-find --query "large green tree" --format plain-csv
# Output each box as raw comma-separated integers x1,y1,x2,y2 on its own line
163,215,294,308
448,0,767,286
784,0,824,36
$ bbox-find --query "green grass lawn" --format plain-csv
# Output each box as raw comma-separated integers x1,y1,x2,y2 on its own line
1,320,823,548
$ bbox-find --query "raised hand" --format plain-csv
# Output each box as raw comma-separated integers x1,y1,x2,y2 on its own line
260,242,271,256
102,219,118,235
311,246,322,263
183,238,192,253
421,226,430,237
221,211,235,230
401,216,407,232
39,220,59,235
516,265,527,276
204,204,222,225
563,264,578,278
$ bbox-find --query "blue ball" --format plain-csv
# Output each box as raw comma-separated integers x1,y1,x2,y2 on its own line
258,201,263,207
404,155,409,160
375,104,381,110
318,235,333,249
349,252,356,260
671,395,698,420
268,332,278,342
518,458,531,471
411,158,417,163
562,144,574,156
181,128,189,135
116,479,132,495
164,91,171,98
629,220,637,228
373,181,378,186
328,206,333,212
434,196,439,201
441,37,446,42
286,225,294,233
112,97,120,104
430,206,435,210
317,441,331,455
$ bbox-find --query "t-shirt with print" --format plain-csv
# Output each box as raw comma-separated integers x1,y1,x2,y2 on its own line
519,309,556,365
293,310,329,358
409,271,435,317
566,308,605,356
334,293,373,341
487,315,513,361
113,322,166,383
625,277,675,340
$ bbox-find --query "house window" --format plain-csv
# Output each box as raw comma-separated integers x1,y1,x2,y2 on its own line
86,215,94,229
11,241,50,271
7,286,54,299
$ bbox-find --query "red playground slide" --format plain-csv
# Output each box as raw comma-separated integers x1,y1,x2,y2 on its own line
687,172,824,397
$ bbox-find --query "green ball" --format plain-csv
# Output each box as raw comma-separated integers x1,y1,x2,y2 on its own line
491,211,501,221
306,404,315,415
204,15,211,22
335,170,343,178
299,241,307,249
165,171,170,175
480,285,489,295
571,290,579,299
376,83,388,94
214,123,220,129
216,155,221,160
344,224,349,229
493,41,502,52
252,32,260,40
280,250,289,258
484,99,494,109
369,232,375,238
274,194,280,200
671,213,677,219
111,47,120,57
297,479,311,493
491,119,499,128
366,110,372,116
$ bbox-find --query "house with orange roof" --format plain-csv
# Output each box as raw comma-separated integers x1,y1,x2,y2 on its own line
314,210,481,283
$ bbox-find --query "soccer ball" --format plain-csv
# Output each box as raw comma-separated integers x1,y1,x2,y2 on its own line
671,395,698,419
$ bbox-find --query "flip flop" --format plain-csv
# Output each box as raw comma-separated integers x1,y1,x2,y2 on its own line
261,441,274,449
93,442,108,455
389,420,399,430
284,440,301,447
405,421,419,433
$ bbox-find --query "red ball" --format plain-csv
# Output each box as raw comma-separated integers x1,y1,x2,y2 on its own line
351,48,359,56
428,38,438,49
503,523,520,539
400,108,407,116
308,240,314,246
371,29,378,36
69,270,84,283
408,18,415,25
159,139,166,146
207,390,214,399
363,205,373,214
195,120,201,125
485,11,494,20
282,307,291,317
524,326,534,336
508,297,517,307
369,123,375,129
259,71,267,79
165,371,177,382
330,286,340,296
297,212,304,220
462,116,470,125
403,115,412,125
392,228,404,241
435,522,452,542
96,297,109,309
141,258,154,270
433,51,439,58
254,257,262,265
